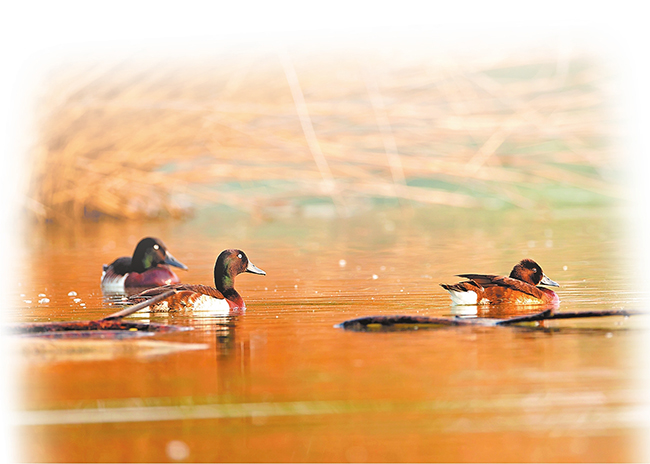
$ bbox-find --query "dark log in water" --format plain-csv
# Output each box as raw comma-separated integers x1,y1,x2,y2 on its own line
9,290,184,337
336,309,646,331
8,320,190,336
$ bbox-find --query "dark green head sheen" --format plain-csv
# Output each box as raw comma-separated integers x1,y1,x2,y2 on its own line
131,237,188,273
214,249,266,291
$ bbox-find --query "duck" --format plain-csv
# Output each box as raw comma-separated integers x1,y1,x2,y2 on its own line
440,258,560,306
131,249,265,312
101,237,188,290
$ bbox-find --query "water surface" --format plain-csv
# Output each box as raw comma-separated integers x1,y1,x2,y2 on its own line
12,206,649,462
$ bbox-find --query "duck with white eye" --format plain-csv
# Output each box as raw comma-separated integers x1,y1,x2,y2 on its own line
101,237,188,291
131,249,265,314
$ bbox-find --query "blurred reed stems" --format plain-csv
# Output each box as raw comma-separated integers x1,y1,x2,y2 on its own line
26,47,623,222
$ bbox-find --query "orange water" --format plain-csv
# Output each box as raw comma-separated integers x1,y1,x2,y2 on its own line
11,206,649,462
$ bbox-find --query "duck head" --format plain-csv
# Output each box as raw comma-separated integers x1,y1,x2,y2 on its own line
509,259,559,287
214,249,266,291
131,237,188,273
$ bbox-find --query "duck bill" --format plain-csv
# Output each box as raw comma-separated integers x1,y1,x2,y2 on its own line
246,261,266,275
164,251,188,270
540,274,559,287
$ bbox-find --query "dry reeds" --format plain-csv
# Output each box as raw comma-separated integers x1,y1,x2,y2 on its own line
26,46,623,222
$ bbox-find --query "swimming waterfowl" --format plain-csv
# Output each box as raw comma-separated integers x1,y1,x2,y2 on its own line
440,259,560,306
131,249,265,312
101,237,188,290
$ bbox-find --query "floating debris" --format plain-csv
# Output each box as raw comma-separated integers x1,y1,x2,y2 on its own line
10,290,186,339
8,319,191,339
336,309,647,332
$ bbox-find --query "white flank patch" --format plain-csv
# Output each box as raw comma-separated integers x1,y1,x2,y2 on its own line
191,295,231,314
446,289,478,305
100,272,127,291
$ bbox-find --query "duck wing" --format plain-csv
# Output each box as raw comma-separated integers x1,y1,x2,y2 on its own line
134,284,225,300
440,280,482,292
106,256,132,275
456,274,547,300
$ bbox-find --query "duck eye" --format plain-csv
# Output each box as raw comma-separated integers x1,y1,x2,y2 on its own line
238,253,242,259
153,244,159,250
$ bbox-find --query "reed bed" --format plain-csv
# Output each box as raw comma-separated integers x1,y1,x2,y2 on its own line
27,46,623,222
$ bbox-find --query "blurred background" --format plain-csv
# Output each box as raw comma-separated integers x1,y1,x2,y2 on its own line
25,42,624,223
